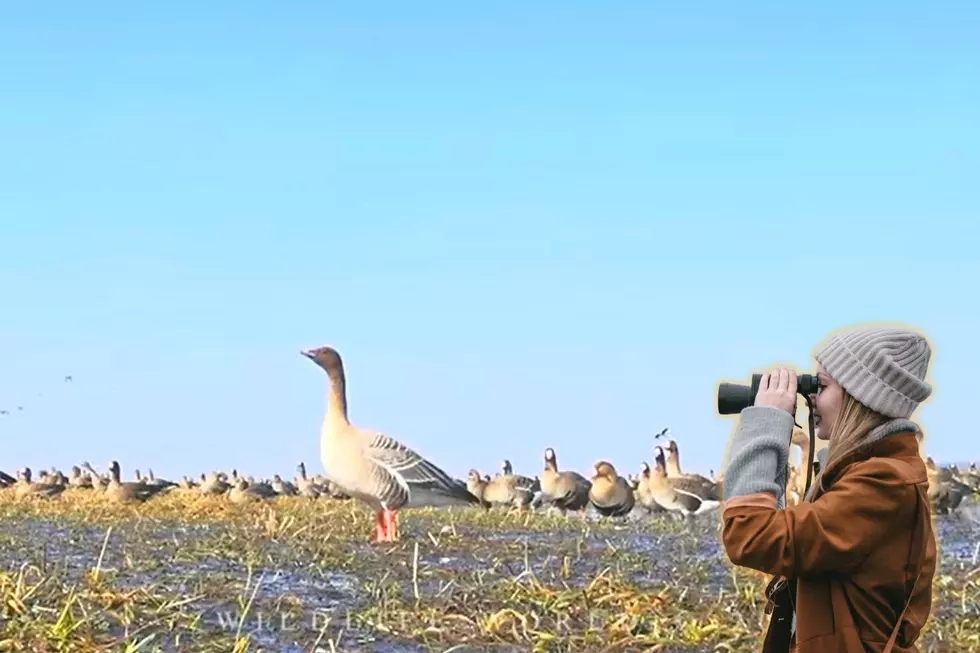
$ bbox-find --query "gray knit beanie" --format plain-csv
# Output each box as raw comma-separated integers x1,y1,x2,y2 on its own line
814,325,933,419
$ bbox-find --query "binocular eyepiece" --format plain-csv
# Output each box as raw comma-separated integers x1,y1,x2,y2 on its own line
717,373,819,415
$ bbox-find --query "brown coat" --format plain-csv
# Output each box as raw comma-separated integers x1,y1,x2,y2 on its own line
722,433,936,653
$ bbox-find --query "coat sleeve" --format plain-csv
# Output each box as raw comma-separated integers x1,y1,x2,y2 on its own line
721,458,915,577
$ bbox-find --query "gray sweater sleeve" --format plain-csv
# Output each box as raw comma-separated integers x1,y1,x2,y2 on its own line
722,406,795,505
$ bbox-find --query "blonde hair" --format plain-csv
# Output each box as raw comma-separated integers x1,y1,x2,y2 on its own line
804,390,889,502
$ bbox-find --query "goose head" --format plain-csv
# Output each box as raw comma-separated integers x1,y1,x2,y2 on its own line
301,346,344,373
543,448,558,472
592,461,618,482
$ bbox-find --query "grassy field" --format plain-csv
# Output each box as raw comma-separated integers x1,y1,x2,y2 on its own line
1,489,978,652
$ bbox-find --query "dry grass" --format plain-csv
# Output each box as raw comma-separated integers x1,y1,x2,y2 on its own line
1,488,978,652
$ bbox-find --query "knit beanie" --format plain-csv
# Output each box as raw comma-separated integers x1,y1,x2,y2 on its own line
814,325,933,419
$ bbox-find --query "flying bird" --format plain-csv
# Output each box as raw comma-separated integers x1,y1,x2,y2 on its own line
654,427,670,439
64,375,73,383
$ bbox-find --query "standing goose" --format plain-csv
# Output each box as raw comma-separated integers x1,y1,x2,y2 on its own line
634,462,666,514
499,460,541,510
303,345,480,542
663,440,721,500
538,447,591,515
466,468,536,512
105,461,171,503
650,446,719,518
588,461,636,517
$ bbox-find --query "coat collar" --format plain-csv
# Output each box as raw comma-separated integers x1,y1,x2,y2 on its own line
813,418,927,496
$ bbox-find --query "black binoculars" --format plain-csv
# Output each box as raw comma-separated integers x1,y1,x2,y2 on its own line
717,373,819,415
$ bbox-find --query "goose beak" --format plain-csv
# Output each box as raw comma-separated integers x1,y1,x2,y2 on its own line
301,349,315,360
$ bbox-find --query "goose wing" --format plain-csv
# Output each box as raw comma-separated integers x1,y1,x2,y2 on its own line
363,431,478,507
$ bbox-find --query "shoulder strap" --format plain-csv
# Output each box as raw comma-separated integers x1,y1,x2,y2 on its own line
882,484,929,653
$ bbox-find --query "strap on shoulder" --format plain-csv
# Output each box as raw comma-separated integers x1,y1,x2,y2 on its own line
882,483,929,653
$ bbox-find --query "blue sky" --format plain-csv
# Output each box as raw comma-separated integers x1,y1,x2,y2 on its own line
1,2,977,485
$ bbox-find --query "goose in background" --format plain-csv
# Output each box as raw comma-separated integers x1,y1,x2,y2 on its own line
146,469,178,489
68,465,94,489
294,462,323,499
466,467,537,512
588,461,635,517
14,467,65,500
303,345,480,543
105,461,171,504
229,477,277,504
499,459,541,510
537,447,591,515
663,440,721,500
650,446,719,519
271,474,298,496
634,462,667,515
200,471,231,496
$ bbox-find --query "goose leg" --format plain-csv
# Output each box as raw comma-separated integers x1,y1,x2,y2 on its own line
373,510,387,542
383,508,399,542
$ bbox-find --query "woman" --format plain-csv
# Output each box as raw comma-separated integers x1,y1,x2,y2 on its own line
720,325,936,653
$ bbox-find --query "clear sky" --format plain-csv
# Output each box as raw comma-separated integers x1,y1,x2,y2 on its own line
1,2,977,485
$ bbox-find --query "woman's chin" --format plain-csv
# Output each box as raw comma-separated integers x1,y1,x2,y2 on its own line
815,425,830,441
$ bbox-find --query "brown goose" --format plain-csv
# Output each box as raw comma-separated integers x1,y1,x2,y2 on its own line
650,446,720,518
303,345,480,542
68,465,93,489
466,468,536,511
229,477,277,504
538,447,591,515
634,462,666,514
588,461,635,517
14,468,65,500
663,440,721,500
499,460,540,510
105,461,171,503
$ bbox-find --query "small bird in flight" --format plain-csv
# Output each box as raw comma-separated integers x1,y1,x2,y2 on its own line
64,375,73,383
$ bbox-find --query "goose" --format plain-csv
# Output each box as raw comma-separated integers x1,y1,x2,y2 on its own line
538,447,591,515
0,469,15,488
294,462,323,498
663,440,721,500
229,477,277,504
68,465,93,489
81,462,110,492
650,446,719,518
146,469,178,489
105,461,171,503
926,457,976,515
14,468,65,500
302,345,480,542
271,474,298,496
634,462,666,514
466,468,536,512
588,461,636,517
200,471,231,496
499,460,541,510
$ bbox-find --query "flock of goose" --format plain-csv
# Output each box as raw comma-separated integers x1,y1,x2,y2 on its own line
2,346,977,542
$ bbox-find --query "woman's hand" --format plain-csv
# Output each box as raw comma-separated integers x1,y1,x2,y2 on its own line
755,367,798,417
